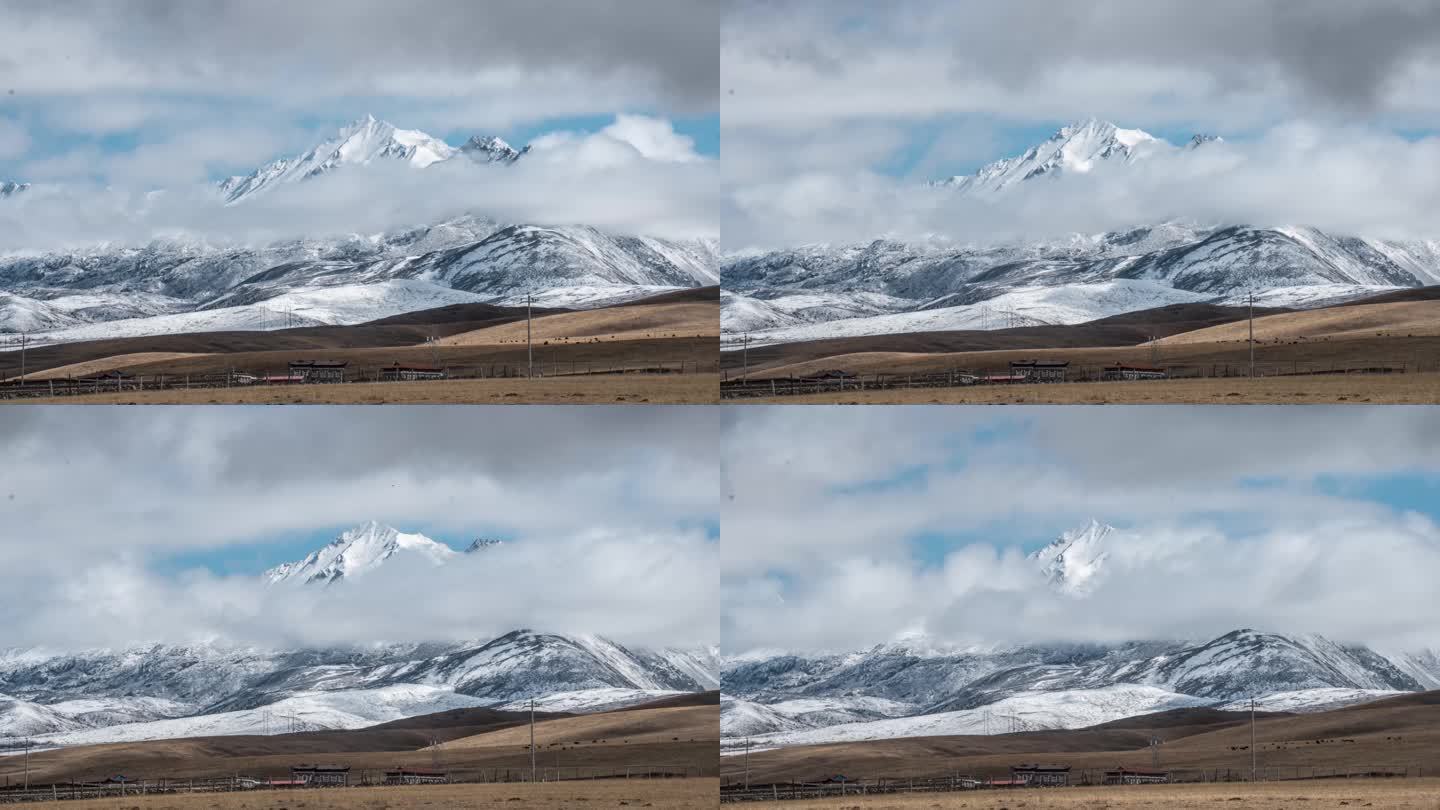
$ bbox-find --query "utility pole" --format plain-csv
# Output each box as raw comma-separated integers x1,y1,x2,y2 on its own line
744,737,751,789
1250,698,1257,782
1248,290,1255,378
742,333,749,380
18,331,26,383
526,294,534,378
23,739,30,790
530,699,536,783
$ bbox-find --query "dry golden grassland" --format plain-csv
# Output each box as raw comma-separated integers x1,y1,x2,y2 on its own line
435,706,717,752
8,778,718,809
7,374,720,404
440,301,718,346
741,778,1440,809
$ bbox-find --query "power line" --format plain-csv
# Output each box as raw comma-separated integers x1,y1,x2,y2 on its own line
1248,290,1256,378
1250,698,1257,782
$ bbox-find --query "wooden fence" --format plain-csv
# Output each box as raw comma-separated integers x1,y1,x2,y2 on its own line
718,765,1435,803
0,361,721,400
720,362,1420,400
0,764,700,804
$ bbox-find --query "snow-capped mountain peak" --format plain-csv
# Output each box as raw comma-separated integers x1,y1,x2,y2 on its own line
263,521,457,585
1028,519,1115,596
219,115,459,204
460,135,530,164
941,119,1162,193
1188,133,1224,149
464,538,503,553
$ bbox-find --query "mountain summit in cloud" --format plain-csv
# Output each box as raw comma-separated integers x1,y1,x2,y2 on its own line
218,115,525,205
1028,519,1116,596
263,520,467,585
939,119,1163,192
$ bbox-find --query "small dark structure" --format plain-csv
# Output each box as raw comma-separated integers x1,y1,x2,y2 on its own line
1010,764,1071,787
100,775,134,785
1103,766,1171,785
1010,360,1070,383
379,364,448,382
291,765,351,787
288,360,348,384
1101,364,1168,381
384,767,449,785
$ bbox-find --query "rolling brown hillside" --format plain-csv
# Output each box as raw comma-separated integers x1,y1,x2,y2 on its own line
726,691,1440,785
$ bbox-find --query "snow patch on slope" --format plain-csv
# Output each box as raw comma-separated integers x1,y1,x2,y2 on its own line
37,685,487,745
1216,688,1407,713
499,688,687,713
723,685,1208,753
728,281,1207,347
12,281,490,348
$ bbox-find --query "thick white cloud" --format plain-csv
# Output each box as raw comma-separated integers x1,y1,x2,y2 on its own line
721,407,1440,653
602,115,704,163
724,124,1440,250
0,116,719,249
0,407,718,649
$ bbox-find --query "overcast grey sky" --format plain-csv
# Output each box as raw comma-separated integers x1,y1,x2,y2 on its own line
0,407,718,650
721,407,1440,654
722,0,1440,249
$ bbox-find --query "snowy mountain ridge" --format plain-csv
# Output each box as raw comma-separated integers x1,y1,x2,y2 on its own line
219,115,517,205
722,119,1440,345
938,118,1167,193
719,520,1440,749
722,627,1440,748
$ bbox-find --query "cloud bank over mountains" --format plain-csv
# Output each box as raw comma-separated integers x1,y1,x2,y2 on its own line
721,0,1440,250
0,113,718,251
721,408,1440,654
